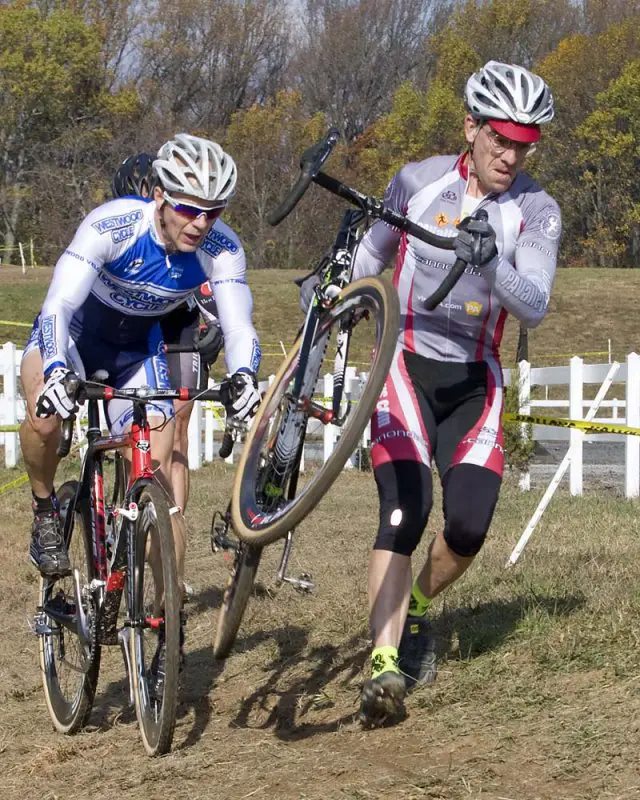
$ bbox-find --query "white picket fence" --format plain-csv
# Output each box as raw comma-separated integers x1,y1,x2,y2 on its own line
2,341,639,497
504,353,640,498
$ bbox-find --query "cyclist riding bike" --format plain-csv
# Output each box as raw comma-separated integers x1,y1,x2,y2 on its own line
111,153,224,519
303,61,561,726
20,133,261,665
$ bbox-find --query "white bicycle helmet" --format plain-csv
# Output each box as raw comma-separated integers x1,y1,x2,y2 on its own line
153,133,237,203
465,61,554,142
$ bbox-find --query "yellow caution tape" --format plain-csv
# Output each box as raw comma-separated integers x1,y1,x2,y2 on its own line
504,412,640,437
0,319,31,328
0,424,20,432
0,472,30,495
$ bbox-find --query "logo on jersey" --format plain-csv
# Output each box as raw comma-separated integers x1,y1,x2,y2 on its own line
441,190,457,203
540,212,561,240
250,340,262,374
435,212,449,227
375,384,391,428
39,315,57,360
92,210,143,236
200,281,213,297
465,301,483,316
129,258,144,273
112,226,134,244
99,273,175,313
201,229,239,259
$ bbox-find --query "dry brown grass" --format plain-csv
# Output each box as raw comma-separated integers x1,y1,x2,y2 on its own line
2,459,640,799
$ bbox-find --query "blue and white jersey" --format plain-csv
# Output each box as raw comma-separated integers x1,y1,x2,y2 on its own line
38,197,261,377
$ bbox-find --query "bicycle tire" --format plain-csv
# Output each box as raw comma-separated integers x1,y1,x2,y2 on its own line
231,276,399,546
128,482,180,756
213,541,263,659
39,480,101,734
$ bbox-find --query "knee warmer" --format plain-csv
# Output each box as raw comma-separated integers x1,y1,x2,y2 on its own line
442,464,501,557
373,461,433,556
442,512,490,557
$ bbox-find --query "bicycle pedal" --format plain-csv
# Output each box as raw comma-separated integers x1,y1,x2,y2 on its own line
211,531,239,553
31,610,54,636
282,573,315,593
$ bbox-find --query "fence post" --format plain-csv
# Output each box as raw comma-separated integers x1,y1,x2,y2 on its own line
569,355,584,496
187,400,202,469
625,352,640,498
518,359,531,491
204,403,215,462
2,342,18,467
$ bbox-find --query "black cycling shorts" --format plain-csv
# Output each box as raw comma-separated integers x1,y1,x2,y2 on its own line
370,348,505,479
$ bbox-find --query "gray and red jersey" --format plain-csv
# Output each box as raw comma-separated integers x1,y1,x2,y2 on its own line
354,153,561,475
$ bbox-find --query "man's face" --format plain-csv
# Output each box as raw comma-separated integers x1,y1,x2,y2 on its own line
464,116,531,194
153,187,225,252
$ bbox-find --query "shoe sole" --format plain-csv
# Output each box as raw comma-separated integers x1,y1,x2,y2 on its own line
359,673,406,728
30,553,72,579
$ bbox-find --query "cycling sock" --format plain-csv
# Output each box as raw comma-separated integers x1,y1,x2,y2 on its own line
371,645,400,679
408,581,431,618
32,490,58,515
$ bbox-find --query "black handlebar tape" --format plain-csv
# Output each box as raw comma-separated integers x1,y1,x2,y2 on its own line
472,208,489,265
267,172,313,226
218,430,234,459
424,257,469,311
383,210,457,250
267,128,341,226
164,343,198,354
57,418,74,458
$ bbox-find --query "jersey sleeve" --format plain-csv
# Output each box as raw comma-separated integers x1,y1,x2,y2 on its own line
200,225,261,375
352,165,414,280
39,212,113,376
483,197,561,328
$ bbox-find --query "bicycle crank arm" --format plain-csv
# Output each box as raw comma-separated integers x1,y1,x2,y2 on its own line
72,568,93,650
117,627,135,706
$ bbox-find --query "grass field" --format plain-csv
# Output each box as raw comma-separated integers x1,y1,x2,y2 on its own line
0,266,639,376
2,464,640,799
1,266,640,798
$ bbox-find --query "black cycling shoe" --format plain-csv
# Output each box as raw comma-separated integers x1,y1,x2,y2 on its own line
149,613,186,701
29,510,71,578
398,614,437,690
358,670,406,728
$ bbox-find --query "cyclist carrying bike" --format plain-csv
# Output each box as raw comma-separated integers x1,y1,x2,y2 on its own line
344,61,561,725
20,134,261,666
111,152,224,518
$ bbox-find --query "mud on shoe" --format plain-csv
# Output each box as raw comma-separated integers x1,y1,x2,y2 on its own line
29,511,71,578
398,614,437,690
359,671,406,728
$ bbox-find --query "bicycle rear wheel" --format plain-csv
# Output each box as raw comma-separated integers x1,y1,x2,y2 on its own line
128,483,180,756
213,540,262,659
231,276,399,546
39,480,101,733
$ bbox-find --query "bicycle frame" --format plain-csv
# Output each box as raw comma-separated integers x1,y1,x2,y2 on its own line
51,397,156,647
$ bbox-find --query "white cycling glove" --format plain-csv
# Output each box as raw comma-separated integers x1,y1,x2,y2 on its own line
36,367,78,420
221,371,261,422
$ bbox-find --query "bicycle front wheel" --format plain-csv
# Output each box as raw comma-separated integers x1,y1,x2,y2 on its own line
128,483,180,756
213,540,262,660
39,480,101,734
231,276,399,546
